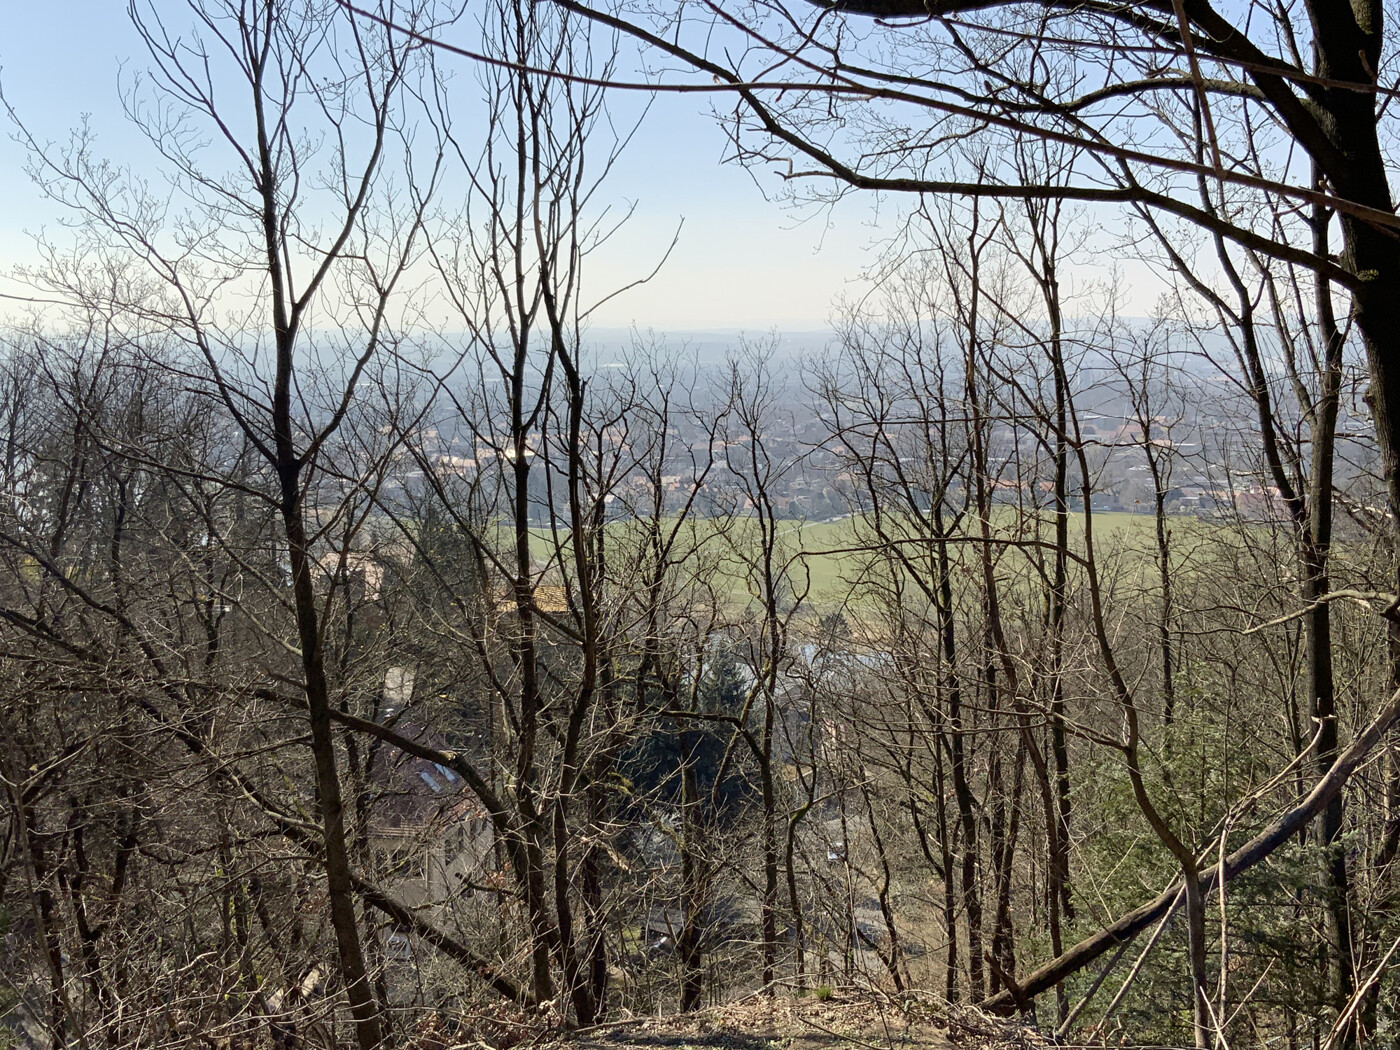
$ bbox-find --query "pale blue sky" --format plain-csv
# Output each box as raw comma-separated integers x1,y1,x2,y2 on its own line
0,1,899,331
0,3,1160,332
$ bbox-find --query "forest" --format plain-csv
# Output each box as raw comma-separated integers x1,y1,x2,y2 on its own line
2,1,1399,1048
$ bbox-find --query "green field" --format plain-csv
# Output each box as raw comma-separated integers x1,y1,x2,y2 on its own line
732,510,1200,605
534,508,1210,610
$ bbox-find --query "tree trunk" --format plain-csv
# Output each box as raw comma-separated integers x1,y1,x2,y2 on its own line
281,487,383,1050
679,731,705,1012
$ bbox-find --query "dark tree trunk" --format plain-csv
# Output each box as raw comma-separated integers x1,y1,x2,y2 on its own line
280,486,383,1050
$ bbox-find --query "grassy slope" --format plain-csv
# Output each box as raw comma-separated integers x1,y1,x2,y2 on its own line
532,509,1199,612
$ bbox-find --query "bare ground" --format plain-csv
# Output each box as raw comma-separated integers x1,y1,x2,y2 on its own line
426,990,1055,1050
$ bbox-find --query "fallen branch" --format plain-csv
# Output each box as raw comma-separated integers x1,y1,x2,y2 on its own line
981,683,1400,1013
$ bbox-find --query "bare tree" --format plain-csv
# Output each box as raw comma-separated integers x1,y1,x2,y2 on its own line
5,3,453,1045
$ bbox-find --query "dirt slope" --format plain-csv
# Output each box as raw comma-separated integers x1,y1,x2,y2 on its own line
556,991,1051,1050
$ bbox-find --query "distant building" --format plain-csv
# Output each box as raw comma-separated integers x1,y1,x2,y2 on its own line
366,670,495,912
